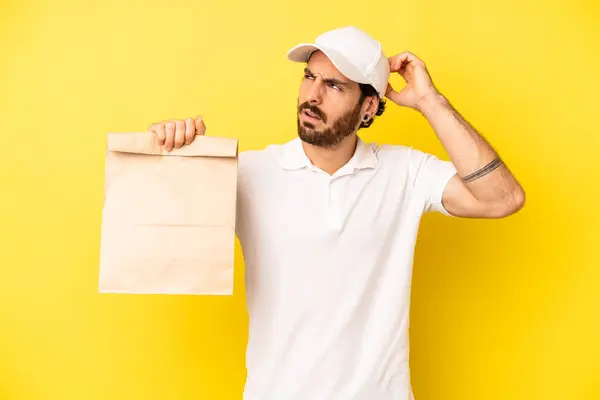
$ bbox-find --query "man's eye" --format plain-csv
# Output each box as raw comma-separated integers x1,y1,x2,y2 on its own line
328,83,341,91
304,74,314,80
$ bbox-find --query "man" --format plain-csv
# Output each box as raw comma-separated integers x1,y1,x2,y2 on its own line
149,26,525,400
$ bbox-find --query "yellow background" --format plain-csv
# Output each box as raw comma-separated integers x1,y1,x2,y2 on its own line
1,0,599,399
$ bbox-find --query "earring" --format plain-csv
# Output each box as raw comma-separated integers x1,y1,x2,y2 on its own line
362,114,369,122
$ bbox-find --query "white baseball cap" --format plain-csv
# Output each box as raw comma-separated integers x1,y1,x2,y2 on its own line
286,26,390,99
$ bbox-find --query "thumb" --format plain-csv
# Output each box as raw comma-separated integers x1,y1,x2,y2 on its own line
385,83,412,107
194,115,206,135
385,83,402,104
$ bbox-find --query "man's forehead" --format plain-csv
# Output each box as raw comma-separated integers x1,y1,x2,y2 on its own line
306,51,352,83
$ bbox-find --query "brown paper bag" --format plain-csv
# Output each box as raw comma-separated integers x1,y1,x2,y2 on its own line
98,131,238,295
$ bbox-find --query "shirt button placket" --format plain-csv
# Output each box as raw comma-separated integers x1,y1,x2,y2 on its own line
327,178,342,230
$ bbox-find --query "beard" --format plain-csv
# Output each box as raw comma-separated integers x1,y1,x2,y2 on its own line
296,99,363,148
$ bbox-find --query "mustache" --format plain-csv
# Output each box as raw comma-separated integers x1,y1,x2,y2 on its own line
298,102,327,123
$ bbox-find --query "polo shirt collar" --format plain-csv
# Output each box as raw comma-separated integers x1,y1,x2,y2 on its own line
278,136,379,172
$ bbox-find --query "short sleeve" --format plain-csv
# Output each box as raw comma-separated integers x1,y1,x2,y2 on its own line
413,150,457,216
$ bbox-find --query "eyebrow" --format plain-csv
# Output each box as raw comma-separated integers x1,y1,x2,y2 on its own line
304,68,350,88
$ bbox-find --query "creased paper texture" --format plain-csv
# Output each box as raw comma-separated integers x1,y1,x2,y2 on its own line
98,132,238,295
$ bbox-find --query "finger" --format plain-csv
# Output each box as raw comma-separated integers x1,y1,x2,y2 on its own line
395,51,420,63
164,121,175,151
195,115,206,135
388,52,409,71
149,123,166,145
172,119,186,149
389,51,421,72
184,118,195,144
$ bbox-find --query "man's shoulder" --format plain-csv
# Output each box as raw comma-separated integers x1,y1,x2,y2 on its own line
237,141,291,180
238,144,278,165
238,147,269,164
238,138,301,170
370,141,430,166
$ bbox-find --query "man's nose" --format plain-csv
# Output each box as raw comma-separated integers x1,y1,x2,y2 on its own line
306,80,323,105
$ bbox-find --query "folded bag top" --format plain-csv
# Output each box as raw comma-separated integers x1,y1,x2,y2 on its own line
106,131,238,157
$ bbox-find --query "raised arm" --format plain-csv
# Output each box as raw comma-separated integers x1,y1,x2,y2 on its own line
386,51,525,218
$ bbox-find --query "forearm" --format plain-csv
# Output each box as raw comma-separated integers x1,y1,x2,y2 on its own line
418,92,524,204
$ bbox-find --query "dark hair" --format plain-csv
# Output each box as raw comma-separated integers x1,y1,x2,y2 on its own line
358,83,386,129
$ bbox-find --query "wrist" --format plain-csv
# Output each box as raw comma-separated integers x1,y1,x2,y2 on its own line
417,91,448,116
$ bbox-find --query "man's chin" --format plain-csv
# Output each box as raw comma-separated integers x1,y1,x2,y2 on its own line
298,121,321,141
298,130,332,148
298,130,319,143
297,118,334,147
298,130,317,143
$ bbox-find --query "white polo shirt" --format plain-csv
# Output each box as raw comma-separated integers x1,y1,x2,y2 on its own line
235,136,457,400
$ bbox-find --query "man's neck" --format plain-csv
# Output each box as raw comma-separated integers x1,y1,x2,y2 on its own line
301,134,358,176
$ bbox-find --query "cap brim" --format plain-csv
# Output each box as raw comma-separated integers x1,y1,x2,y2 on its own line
286,43,369,88
286,43,320,63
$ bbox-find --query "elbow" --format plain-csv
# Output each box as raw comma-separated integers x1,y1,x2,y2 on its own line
497,186,526,218
514,186,526,210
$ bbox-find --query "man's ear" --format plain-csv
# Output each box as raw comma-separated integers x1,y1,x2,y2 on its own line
366,95,379,116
